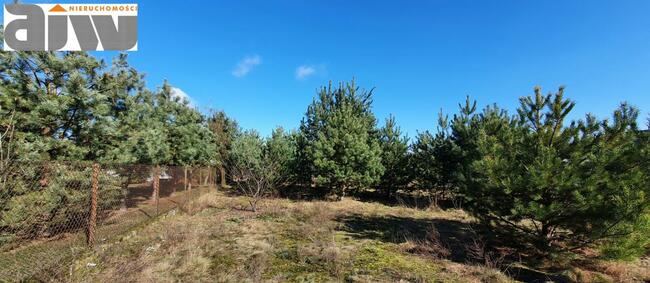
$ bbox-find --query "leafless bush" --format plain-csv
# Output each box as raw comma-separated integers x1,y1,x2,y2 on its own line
426,191,443,211
399,224,451,259
229,154,286,212
466,227,513,270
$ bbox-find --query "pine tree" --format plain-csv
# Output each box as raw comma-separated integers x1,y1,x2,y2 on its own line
208,111,239,187
411,111,462,203
454,87,650,252
265,126,298,191
378,114,410,198
0,37,228,240
298,80,384,198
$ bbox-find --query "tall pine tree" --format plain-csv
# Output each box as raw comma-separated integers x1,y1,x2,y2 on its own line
299,80,383,198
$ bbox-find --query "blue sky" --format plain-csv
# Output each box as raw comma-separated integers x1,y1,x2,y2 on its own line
7,0,650,137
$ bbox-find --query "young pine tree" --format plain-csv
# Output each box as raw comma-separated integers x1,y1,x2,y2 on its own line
265,127,298,192
299,80,384,199
411,111,462,203
455,87,650,252
208,111,239,187
378,115,410,198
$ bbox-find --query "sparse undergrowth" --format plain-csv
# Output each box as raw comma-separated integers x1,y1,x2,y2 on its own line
64,192,649,283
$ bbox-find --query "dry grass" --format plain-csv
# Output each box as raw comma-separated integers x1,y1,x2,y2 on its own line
398,225,451,259
565,258,650,282
61,192,648,282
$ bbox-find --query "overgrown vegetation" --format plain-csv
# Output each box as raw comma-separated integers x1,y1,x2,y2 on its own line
0,48,221,244
66,193,649,282
1,44,649,280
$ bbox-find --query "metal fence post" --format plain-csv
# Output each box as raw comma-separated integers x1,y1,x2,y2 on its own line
87,163,99,247
154,166,160,215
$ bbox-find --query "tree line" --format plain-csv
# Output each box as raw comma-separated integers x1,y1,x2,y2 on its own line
1,50,649,259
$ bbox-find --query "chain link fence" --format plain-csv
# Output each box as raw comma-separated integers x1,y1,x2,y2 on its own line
0,161,217,281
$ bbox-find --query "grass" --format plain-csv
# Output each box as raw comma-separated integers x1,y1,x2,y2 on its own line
0,186,211,282
60,191,649,283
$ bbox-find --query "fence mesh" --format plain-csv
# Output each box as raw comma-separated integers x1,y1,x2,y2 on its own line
0,161,217,281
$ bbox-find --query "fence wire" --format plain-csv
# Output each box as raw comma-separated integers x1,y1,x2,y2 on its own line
0,161,217,282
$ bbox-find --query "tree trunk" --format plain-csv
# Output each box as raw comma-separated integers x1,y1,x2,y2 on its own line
87,163,99,247
184,167,188,191
188,168,193,191
219,166,226,188
153,166,160,215
249,200,257,212
537,223,553,250
120,174,132,211
39,163,49,187
172,167,177,194
151,169,160,200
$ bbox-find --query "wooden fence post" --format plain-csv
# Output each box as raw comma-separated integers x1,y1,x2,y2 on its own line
153,166,160,215
184,166,188,191
87,163,99,247
172,167,177,195
188,167,192,191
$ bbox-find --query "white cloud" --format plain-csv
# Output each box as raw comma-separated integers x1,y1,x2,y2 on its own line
171,87,193,106
295,65,317,79
232,55,262,77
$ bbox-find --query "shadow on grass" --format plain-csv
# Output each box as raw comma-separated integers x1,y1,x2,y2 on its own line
337,213,473,262
351,189,463,210
337,213,571,283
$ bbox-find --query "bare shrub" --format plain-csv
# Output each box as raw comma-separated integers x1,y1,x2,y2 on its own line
399,224,451,259
426,191,443,211
465,227,513,270
229,164,273,212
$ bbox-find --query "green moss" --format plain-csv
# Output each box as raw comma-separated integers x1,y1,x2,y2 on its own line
267,243,333,282
268,214,441,282
350,241,439,282
210,253,236,271
267,256,332,282
264,227,336,282
561,268,614,283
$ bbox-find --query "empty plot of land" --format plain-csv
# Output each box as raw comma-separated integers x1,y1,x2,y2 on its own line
62,192,650,283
